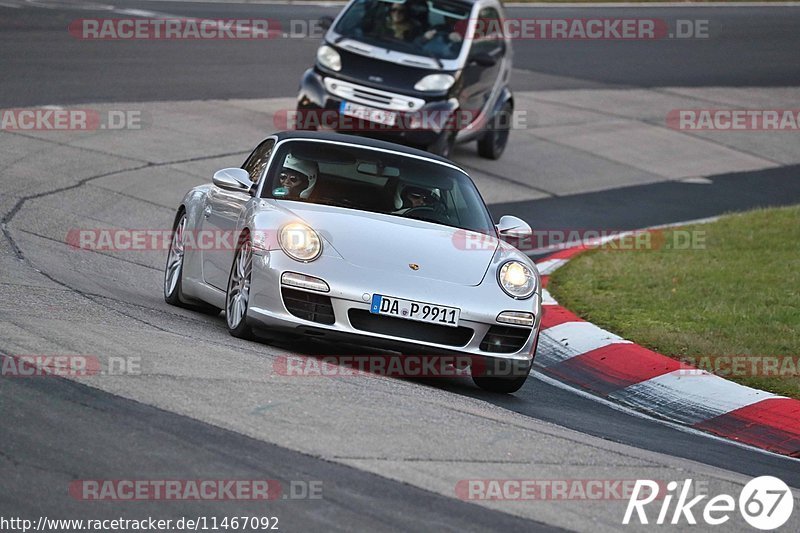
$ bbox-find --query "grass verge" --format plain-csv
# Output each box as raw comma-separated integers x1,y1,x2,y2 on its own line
549,205,800,399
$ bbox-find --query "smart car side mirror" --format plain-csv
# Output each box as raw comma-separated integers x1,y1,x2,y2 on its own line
469,52,497,67
212,168,253,194
496,215,532,239
319,16,333,31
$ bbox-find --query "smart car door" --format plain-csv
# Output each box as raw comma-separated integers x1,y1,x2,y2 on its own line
459,6,505,119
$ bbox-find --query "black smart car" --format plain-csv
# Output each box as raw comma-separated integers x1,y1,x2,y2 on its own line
296,0,513,160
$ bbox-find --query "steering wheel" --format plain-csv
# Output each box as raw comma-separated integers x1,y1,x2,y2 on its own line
403,206,452,225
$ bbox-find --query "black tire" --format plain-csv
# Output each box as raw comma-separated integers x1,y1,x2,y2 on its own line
477,101,512,160
471,357,532,394
429,129,456,159
294,108,318,131
225,232,256,340
164,211,220,316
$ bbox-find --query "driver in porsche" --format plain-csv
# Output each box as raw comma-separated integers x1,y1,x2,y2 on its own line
276,154,318,199
402,185,436,208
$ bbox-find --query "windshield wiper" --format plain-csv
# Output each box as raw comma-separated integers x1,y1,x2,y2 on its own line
420,48,443,69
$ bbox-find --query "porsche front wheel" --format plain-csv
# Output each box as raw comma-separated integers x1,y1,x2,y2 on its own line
225,233,256,339
472,357,532,394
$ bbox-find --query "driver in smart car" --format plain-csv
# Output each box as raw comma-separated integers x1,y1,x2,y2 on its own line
417,16,463,57
275,154,318,199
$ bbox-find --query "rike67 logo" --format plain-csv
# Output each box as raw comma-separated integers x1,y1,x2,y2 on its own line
624,477,794,530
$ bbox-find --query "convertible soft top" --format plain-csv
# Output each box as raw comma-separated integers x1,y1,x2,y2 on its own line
270,130,461,168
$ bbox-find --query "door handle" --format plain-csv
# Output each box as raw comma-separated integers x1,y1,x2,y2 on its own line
204,205,212,218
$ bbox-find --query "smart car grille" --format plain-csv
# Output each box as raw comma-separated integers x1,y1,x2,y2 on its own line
480,326,532,354
347,310,473,347
323,78,425,111
282,288,335,325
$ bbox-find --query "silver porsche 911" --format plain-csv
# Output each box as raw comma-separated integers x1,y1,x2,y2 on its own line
164,131,541,393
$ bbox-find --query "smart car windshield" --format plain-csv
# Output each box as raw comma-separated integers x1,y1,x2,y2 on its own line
334,0,471,60
263,140,495,234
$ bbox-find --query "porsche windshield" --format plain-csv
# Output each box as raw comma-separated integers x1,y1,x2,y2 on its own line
333,0,471,60
263,140,495,234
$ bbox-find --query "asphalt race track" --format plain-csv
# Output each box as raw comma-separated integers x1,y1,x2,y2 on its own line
1,1,800,531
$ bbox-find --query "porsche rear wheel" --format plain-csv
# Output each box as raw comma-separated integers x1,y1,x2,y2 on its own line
225,233,255,339
164,211,220,315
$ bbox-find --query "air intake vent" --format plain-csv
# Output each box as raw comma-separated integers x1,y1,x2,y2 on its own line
480,326,532,354
348,310,473,347
282,288,335,325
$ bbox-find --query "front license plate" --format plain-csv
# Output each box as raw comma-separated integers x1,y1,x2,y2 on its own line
340,101,397,126
370,294,460,327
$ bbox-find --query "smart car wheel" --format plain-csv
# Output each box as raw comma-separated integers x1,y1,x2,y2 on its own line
294,107,318,131
429,130,456,159
225,233,256,339
477,102,512,160
471,357,532,394
164,211,220,315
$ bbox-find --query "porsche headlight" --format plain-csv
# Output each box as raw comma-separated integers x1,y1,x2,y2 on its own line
317,45,341,72
498,260,536,299
279,223,322,262
414,74,455,92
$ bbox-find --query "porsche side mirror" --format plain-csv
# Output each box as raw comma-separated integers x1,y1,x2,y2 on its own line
496,215,532,239
212,168,253,194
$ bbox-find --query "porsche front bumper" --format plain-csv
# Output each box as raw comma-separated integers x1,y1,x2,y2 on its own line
246,250,541,362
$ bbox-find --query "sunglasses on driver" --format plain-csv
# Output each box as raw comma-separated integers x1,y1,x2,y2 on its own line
279,171,307,186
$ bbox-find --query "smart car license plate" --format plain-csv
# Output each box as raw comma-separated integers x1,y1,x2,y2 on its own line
340,101,397,126
370,294,460,327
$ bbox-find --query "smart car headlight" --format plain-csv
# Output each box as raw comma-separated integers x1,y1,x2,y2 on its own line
498,260,536,299
317,45,342,72
414,74,455,92
279,223,322,262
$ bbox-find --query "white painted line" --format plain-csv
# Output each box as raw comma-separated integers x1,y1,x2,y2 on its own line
679,176,714,184
646,215,721,230
506,2,800,6
536,257,568,275
533,372,800,465
541,288,557,306
537,321,630,367
113,9,163,17
123,0,800,6
609,369,778,426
